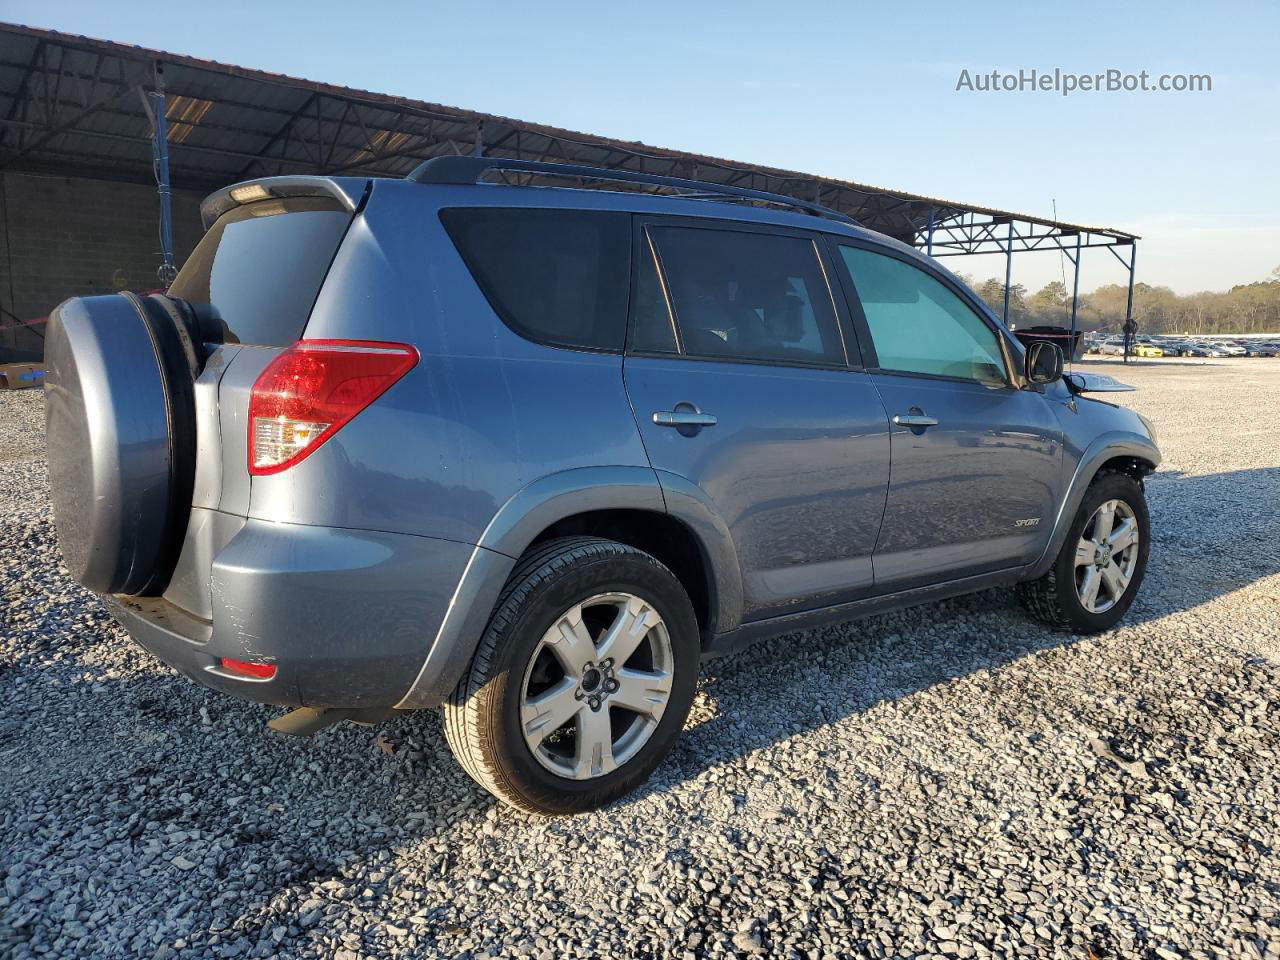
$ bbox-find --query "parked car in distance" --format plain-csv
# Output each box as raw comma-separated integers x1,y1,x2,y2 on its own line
1098,338,1127,356
1216,341,1247,356
1163,339,1209,357
1132,343,1165,358
1238,341,1278,357
42,158,1162,814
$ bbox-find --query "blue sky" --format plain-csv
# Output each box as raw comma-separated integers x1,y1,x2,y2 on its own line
6,0,1277,294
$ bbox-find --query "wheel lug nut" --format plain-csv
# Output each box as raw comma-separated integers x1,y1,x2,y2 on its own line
605,679,619,692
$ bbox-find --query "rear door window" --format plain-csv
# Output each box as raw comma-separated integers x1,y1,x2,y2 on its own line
642,226,845,366
440,207,631,352
169,196,352,346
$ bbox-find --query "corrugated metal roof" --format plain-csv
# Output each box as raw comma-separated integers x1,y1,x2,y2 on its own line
0,22,1138,243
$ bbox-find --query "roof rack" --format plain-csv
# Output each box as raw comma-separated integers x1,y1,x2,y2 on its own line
406,156,859,226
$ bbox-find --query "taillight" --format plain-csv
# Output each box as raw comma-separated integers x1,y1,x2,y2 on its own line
248,340,418,476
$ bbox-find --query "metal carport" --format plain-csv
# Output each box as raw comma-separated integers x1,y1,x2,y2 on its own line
0,21,1139,361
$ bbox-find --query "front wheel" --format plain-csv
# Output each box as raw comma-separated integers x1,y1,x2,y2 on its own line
443,537,699,814
1018,471,1151,633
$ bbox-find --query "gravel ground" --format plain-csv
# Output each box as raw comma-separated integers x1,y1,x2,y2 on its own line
2,358,1278,960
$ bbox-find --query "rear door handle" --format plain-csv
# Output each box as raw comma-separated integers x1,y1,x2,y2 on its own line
653,410,718,428
893,413,939,427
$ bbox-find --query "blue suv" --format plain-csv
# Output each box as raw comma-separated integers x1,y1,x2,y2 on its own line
44,158,1160,813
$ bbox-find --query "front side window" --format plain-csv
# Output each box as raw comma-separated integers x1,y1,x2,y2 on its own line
644,226,845,366
440,207,630,351
838,245,1007,383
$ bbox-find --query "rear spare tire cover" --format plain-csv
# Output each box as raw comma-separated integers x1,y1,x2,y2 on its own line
45,293,198,595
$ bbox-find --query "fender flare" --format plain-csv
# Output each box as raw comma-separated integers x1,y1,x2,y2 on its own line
1025,431,1161,580
651,469,744,635
395,465,742,709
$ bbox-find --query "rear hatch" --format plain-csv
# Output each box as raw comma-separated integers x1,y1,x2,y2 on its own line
162,180,365,618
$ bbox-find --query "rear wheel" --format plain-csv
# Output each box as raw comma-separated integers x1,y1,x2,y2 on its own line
443,537,699,814
1018,471,1150,633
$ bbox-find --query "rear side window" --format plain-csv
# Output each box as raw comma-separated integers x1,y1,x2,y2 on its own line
169,197,351,346
644,226,845,366
440,208,631,352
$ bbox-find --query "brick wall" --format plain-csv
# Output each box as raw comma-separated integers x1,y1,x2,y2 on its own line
0,171,205,361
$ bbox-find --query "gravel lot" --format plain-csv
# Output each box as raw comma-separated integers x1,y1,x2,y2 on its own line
2,358,1278,960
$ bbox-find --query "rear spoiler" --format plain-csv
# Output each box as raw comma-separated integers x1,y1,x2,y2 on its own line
200,176,370,229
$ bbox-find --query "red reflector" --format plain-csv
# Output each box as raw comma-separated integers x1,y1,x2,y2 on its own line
248,340,418,476
219,658,277,680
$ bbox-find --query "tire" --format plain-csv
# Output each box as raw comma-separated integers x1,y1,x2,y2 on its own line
1018,471,1150,633
443,537,699,815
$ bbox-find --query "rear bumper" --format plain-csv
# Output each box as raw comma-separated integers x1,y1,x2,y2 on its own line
105,518,474,709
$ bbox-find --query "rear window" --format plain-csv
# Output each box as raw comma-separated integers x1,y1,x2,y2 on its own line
440,207,631,352
168,196,351,346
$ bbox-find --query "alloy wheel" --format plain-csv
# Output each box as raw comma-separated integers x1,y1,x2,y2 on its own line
519,592,673,780
1073,498,1140,614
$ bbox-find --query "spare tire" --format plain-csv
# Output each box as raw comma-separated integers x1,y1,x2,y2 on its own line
45,292,202,596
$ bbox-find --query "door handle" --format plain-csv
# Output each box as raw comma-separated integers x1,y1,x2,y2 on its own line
893,413,939,428
653,410,718,428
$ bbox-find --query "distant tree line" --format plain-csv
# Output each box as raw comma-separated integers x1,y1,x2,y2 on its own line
954,265,1280,334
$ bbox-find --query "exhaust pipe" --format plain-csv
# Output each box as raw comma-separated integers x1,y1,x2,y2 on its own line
267,706,391,736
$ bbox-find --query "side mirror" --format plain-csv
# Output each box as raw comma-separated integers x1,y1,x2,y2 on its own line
1025,340,1064,385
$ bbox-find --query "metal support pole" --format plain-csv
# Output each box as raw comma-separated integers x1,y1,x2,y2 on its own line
144,62,176,286
1002,220,1014,325
925,206,935,257
1068,232,1081,363
1122,243,1137,364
